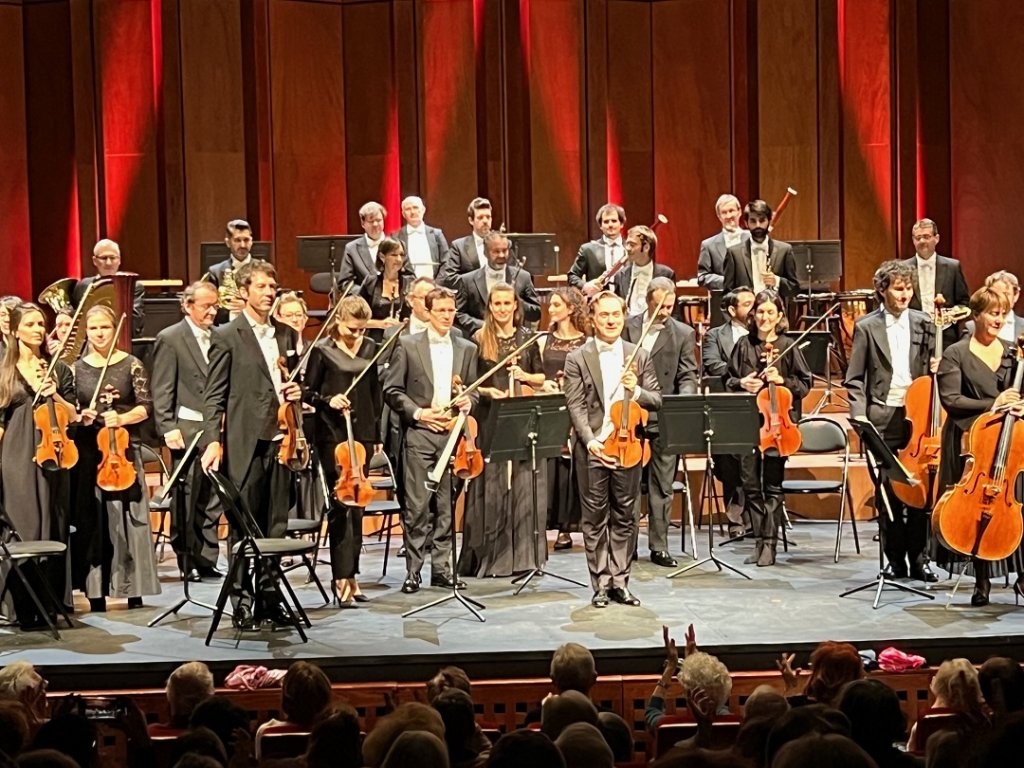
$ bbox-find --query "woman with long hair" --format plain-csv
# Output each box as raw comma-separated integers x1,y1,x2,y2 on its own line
0,303,76,629
458,282,546,578
360,237,412,340
71,304,160,612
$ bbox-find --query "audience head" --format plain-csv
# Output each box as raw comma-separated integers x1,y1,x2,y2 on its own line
280,661,333,728
734,715,778,768
679,652,732,717
976,709,1024,767
772,733,879,768
431,688,479,763
835,679,907,758
930,658,987,719
168,727,227,767
0,700,30,760
550,643,597,695
554,723,613,768
0,663,48,725
743,684,790,722
31,714,97,768
595,711,631,763
425,666,472,702
305,704,362,768
166,662,215,725
170,757,223,768
979,657,1024,716
541,690,599,740
381,730,449,768
13,751,78,768
765,704,851,765
804,642,865,707
361,702,445,768
485,730,565,768
188,697,250,756
651,749,751,768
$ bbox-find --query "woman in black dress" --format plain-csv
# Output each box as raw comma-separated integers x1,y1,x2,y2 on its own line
360,238,412,341
72,305,160,612
458,282,547,577
304,296,383,605
936,286,1024,606
0,302,75,628
726,289,812,567
539,287,589,550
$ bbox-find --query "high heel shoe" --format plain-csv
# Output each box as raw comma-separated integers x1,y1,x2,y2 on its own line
971,577,992,607
1013,576,1024,606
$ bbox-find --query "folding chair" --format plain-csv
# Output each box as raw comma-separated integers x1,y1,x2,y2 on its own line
364,451,401,576
138,443,174,562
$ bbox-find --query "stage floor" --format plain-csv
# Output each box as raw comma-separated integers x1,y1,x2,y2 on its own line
5,523,1024,690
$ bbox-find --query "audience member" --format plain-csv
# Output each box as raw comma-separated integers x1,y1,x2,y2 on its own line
151,661,216,735
254,661,333,758
973,709,1024,768
978,657,1024,719
651,748,752,768
362,702,445,768
30,715,97,768
784,642,865,707
484,731,565,768
764,704,851,765
426,666,473,702
171,756,223,768
541,690,599,740
835,679,916,768
647,649,734,748
908,658,989,754
303,704,363,768
382,731,450,768
554,723,613,768
0,700,30,761
13,751,78,768
550,643,598,696
772,733,879,768
432,688,488,768
743,685,790,721
595,711,632,762
733,715,778,768
188,697,250,759
0,663,48,732
167,727,227,767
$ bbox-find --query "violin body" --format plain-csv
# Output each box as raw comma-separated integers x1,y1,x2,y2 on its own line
277,401,311,471
453,415,485,480
602,399,650,469
334,439,374,507
33,399,78,470
756,385,801,456
96,426,137,492
892,375,943,509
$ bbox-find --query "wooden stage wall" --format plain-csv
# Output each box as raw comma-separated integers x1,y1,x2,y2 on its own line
1,0,1022,304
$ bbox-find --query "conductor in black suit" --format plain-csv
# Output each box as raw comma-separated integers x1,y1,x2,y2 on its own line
697,194,749,291
383,287,479,594
200,259,301,628
722,199,799,300
622,277,697,567
438,197,493,288
151,281,222,582
455,232,541,336
613,225,676,317
902,217,970,347
73,239,146,335
338,201,389,286
393,195,449,279
568,203,627,296
204,219,254,325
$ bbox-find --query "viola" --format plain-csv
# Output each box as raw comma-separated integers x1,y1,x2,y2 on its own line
450,376,484,480
602,314,658,469
932,335,1024,562
32,356,78,471
333,409,374,506
756,343,801,457
96,385,137,492
277,357,311,472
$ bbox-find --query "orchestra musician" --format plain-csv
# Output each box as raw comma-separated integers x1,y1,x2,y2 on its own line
338,202,389,287
622,277,698,568
458,282,546,578
697,194,749,292
727,289,812,567
200,259,302,630
455,232,541,337
963,271,1024,341
0,303,74,630
151,281,223,582
844,261,939,583
392,196,449,279
304,296,383,606
563,291,662,607
71,305,160,612
382,286,478,594
360,238,413,338
204,219,252,324
612,226,676,317
73,239,146,335
438,197,493,289
46,307,74,357
722,200,799,300
0,296,21,358
902,218,969,348
701,287,755,537
936,286,1024,606
568,204,627,297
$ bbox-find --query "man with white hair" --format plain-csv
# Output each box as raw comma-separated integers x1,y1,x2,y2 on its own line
72,238,146,334
148,661,215,735
392,195,449,279
697,194,749,292
0,661,49,728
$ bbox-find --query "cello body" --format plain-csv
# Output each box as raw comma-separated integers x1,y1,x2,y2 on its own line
892,374,942,509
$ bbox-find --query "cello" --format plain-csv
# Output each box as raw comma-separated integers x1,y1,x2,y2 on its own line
756,343,802,457
602,311,658,469
893,305,970,509
931,335,1024,562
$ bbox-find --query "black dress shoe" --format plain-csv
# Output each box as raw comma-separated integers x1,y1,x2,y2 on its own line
196,566,224,579
231,604,256,630
910,563,939,583
608,587,641,606
353,593,371,603
430,574,467,589
882,563,909,579
972,577,991,607
650,551,678,568
401,575,421,594
181,568,201,583
591,590,609,608
264,606,296,629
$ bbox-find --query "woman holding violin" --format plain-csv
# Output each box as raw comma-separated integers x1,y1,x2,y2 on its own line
540,287,589,550
934,287,1024,606
727,289,812,567
303,296,383,606
458,282,547,578
0,302,75,629
359,237,413,341
71,305,159,612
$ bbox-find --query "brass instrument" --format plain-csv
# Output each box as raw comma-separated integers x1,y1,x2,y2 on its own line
38,278,77,314
37,273,137,362
218,266,241,310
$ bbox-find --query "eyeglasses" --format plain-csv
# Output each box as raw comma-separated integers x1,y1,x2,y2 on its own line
278,312,307,321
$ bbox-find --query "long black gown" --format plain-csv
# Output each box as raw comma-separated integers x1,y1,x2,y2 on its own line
458,329,548,577
541,334,586,533
304,337,383,579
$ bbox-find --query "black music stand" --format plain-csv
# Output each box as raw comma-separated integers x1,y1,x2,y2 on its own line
200,242,273,272
480,396,585,594
148,432,217,626
840,420,935,609
296,235,359,304
665,393,758,580
505,233,558,276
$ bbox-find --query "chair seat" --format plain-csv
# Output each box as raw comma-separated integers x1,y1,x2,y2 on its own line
286,518,320,533
365,500,401,515
4,541,68,558
231,538,317,557
672,481,684,492
370,478,394,490
782,479,843,493
149,498,172,511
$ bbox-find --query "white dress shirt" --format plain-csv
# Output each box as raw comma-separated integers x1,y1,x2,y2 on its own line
366,234,383,263
884,308,914,407
245,312,284,403
730,321,750,346
184,316,211,364
723,228,744,249
474,235,486,268
628,262,655,317
915,255,936,314
603,237,624,271
595,338,626,442
485,267,505,297
640,310,663,352
750,242,768,294
1000,311,1018,342
427,330,454,410
406,226,433,278
409,316,430,335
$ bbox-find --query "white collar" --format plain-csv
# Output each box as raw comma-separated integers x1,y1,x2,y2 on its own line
428,329,452,345
408,225,426,235
184,317,210,338
603,236,623,247
230,255,251,270
883,307,910,328
595,337,623,354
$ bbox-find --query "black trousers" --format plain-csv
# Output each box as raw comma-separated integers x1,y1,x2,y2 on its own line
875,406,929,568
739,450,786,541
317,441,365,580
631,432,677,554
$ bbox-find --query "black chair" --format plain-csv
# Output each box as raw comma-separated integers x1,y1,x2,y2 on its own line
204,471,318,644
364,451,401,575
139,443,174,562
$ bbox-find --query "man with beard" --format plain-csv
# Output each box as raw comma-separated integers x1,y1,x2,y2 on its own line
722,199,799,301
454,232,541,336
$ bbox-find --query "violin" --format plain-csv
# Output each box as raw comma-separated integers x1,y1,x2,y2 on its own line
602,313,658,469
96,385,137,492
333,409,374,506
932,335,1024,562
276,356,312,471
31,358,78,471
756,343,801,457
893,305,970,509
451,376,485,480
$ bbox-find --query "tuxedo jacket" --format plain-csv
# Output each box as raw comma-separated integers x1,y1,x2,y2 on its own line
622,315,697,433
722,239,799,298
73,274,146,335
701,322,743,380
202,313,298,488
439,234,485,288
151,319,211,444
392,223,448,278
612,263,676,308
567,240,615,290
697,231,749,291
844,308,934,423
455,265,541,337
563,338,662,447
901,255,970,311
337,237,377,286
382,331,479,427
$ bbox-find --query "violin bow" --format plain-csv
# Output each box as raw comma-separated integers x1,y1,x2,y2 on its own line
437,331,547,411
283,279,355,384
621,307,662,375
87,313,127,411
758,301,841,378
341,319,409,398
31,280,104,407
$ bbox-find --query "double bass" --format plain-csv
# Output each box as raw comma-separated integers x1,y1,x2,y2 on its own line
931,335,1024,562
756,343,801,457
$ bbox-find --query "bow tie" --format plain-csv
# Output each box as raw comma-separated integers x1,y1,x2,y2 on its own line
486,268,505,279
428,331,450,345
596,341,618,354
253,324,274,340
409,226,425,235
197,330,211,342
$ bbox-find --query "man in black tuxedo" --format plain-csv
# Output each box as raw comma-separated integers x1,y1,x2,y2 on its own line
568,203,627,296
383,287,479,594
438,197,493,288
722,199,799,300
613,225,676,317
563,292,662,607
902,217,970,348
622,277,697,567
455,232,541,336
392,196,449,279
151,281,222,582
200,259,301,627
844,260,938,583
338,201,388,286
72,238,146,335
697,194,749,291
203,219,254,325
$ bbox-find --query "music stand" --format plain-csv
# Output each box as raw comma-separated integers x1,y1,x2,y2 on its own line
665,393,758,580
505,233,558,275
148,431,217,626
296,235,360,303
840,420,935,608
200,242,273,272
480,396,586,594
